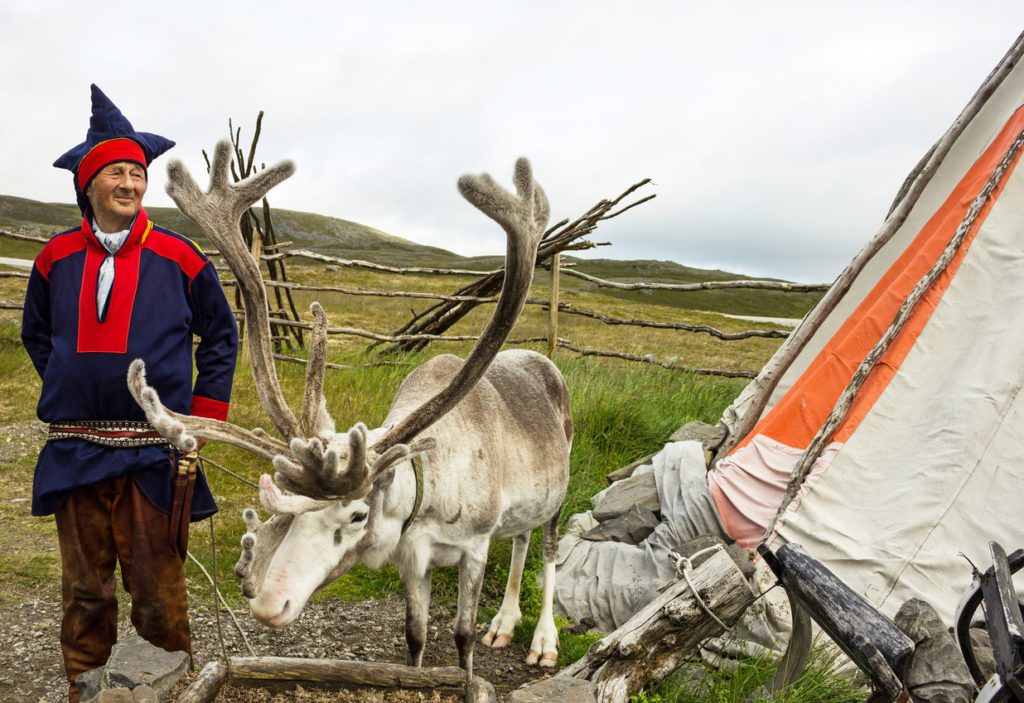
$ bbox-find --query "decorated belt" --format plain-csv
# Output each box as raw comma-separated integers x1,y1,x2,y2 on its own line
47,420,171,448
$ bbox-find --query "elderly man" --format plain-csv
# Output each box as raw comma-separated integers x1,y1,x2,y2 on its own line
21,85,238,702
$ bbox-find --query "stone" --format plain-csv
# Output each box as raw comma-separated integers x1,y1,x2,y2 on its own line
467,676,497,703
104,636,189,701
76,667,104,702
580,503,660,544
87,690,133,703
968,626,996,681
893,598,973,703
591,471,659,522
668,421,727,453
605,452,656,483
130,685,158,702
509,676,598,703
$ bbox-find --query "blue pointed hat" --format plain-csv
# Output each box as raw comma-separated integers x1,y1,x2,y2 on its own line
54,84,175,212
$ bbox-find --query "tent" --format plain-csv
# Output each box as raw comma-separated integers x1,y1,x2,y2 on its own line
711,29,1024,625
556,30,1024,630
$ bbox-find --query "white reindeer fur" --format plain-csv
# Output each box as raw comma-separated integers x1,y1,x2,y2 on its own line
241,348,572,667
130,149,571,675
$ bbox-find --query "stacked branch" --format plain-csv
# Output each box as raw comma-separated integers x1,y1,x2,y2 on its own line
375,179,656,354
204,112,304,349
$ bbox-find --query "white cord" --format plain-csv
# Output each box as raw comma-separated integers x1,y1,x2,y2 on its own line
668,545,733,633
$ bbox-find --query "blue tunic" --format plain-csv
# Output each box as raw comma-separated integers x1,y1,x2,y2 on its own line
21,208,238,518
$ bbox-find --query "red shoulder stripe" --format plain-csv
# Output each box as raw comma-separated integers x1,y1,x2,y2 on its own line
36,231,87,280
144,227,209,280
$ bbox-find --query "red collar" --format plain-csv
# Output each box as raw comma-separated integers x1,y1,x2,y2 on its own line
81,208,152,255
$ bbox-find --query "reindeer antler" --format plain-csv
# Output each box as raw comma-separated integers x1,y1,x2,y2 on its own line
167,142,304,443
268,158,547,501
372,157,548,452
127,359,289,461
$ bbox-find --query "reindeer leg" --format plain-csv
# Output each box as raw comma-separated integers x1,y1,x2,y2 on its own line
527,512,560,667
455,549,487,682
483,532,528,648
402,567,431,667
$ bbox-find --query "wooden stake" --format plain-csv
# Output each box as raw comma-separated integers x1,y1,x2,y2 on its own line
548,253,560,358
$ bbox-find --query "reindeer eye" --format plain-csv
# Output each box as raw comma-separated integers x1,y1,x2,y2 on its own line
351,511,367,524
333,529,342,545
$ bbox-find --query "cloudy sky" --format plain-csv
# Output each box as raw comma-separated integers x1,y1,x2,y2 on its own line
3,2,1023,282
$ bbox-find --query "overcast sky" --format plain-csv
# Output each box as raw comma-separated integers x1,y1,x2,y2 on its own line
3,2,1023,282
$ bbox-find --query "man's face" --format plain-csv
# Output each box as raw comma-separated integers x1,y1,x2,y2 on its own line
85,161,147,232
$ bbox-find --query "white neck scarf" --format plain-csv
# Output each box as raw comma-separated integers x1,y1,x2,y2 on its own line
93,220,131,321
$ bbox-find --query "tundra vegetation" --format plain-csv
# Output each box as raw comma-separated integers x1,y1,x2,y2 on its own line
0,202,865,700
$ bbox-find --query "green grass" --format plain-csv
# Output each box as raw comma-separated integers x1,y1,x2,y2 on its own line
0,213,845,699
632,640,866,703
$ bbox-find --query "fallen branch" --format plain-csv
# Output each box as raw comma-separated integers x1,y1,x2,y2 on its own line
0,229,49,244
561,306,790,340
552,548,755,703
267,248,498,277
563,269,829,293
554,340,757,378
379,179,656,354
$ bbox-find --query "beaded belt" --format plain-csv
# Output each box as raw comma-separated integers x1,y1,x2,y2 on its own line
47,420,171,448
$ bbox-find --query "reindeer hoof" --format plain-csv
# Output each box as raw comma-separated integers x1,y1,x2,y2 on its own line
484,632,512,649
526,649,558,667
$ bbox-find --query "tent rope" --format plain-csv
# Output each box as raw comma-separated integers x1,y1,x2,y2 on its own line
668,545,733,633
759,124,1024,548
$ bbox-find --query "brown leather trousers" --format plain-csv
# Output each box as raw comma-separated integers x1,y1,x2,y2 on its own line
55,475,191,702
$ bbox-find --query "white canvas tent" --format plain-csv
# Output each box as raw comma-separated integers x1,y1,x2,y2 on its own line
556,29,1024,630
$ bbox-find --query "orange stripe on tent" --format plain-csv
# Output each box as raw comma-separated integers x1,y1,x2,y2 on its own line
730,104,1024,455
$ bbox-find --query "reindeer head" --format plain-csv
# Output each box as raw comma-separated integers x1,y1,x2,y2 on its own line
127,142,549,626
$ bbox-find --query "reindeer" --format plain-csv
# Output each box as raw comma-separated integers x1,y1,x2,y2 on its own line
126,142,572,680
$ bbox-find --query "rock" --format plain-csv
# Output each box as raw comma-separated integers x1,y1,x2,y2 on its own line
80,636,190,703
77,667,105,702
509,675,598,702
87,689,134,703
591,472,659,522
580,504,660,544
969,626,996,681
605,452,657,483
668,421,727,453
893,598,973,703
130,685,158,702
467,675,497,702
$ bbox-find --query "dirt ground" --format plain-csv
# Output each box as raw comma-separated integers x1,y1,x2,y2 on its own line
0,422,555,702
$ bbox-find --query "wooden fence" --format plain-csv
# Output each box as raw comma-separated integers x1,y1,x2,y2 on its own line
0,228,827,379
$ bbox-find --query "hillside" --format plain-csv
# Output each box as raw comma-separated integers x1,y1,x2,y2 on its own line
0,194,822,319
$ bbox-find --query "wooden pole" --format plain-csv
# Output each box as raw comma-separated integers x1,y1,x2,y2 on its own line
239,226,262,370
547,253,560,358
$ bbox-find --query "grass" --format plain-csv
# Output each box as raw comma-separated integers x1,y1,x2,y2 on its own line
0,227,840,699
632,639,866,703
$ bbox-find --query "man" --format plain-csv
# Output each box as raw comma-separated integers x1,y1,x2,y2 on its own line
21,85,238,702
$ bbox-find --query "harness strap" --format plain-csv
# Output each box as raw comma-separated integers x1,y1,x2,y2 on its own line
47,420,171,448
401,455,424,534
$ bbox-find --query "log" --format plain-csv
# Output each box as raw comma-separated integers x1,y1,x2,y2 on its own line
228,657,468,688
176,660,227,703
555,549,756,703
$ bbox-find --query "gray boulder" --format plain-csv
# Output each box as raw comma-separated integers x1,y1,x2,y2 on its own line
79,636,189,703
